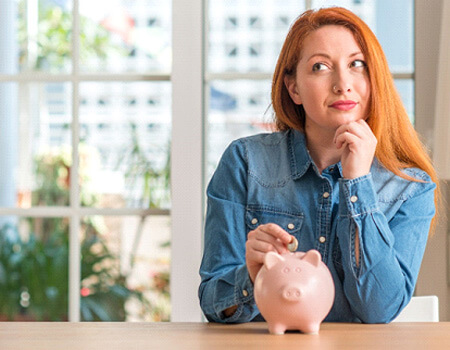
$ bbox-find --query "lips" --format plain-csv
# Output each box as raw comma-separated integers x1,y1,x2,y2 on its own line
329,100,358,111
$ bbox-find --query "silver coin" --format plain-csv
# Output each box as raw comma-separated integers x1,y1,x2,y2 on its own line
287,236,298,252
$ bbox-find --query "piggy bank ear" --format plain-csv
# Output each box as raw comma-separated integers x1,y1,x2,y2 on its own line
293,252,306,259
264,251,284,270
302,249,321,267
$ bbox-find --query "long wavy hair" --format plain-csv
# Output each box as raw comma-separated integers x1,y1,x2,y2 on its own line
271,7,439,230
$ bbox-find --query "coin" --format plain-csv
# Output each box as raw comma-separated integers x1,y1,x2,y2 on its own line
287,236,298,252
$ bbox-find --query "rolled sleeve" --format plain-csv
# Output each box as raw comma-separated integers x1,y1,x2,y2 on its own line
336,171,436,323
214,265,258,323
338,174,379,218
199,140,261,323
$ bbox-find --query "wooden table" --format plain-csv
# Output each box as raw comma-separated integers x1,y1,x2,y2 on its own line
1,321,449,349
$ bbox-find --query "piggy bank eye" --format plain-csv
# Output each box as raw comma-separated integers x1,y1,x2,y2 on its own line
283,267,290,273
295,267,301,273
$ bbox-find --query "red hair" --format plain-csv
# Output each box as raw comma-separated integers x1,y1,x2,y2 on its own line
271,7,439,231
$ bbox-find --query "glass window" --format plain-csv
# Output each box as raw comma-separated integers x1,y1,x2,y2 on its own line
0,0,171,321
0,83,72,209
311,0,414,73
206,79,272,178
79,82,171,209
18,0,73,73
0,217,69,321
207,0,305,73
206,0,415,177
79,0,171,73
395,79,415,124
80,215,170,321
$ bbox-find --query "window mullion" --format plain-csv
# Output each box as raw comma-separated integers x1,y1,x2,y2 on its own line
171,0,204,322
69,0,81,322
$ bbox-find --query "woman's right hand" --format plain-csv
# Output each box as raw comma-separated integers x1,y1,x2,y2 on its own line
245,223,292,283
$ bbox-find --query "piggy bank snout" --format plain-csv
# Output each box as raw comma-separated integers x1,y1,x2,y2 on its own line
282,286,302,302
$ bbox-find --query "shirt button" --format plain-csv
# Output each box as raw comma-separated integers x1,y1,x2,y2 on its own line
323,192,330,198
350,195,358,203
242,290,249,297
251,218,258,225
319,236,326,243
287,223,295,230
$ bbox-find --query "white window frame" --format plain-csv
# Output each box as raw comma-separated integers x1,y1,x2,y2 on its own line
0,0,174,322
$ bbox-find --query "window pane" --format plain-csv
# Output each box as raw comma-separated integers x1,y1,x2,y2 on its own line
205,2,415,179
207,80,272,178
79,0,171,73
0,82,72,208
17,0,72,73
80,215,170,321
311,0,414,73
207,0,305,73
395,79,414,124
0,217,69,321
79,82,171,209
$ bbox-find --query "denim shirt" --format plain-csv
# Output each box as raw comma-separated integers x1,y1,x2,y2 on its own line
198,129,436,324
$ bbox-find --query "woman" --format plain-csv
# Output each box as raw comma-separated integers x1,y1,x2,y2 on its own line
198,7,438,324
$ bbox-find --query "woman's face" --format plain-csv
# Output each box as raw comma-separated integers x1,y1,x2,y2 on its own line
285,25,371,134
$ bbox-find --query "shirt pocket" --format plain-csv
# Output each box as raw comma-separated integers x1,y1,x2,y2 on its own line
245,206,304,237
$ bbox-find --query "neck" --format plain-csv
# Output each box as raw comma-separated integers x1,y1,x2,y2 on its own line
305,129,341,174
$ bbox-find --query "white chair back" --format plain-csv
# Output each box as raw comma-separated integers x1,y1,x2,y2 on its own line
392,295,439,322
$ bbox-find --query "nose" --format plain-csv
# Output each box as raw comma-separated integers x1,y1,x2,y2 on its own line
332,84,351,94
332,69,352,94
282,287,302,302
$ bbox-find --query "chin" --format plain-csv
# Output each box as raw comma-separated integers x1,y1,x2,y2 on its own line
336,115,363,125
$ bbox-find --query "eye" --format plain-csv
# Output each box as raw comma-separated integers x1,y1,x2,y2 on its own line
283,267,290,273
350,59,366,68
295,267,301,273
312,62,328,72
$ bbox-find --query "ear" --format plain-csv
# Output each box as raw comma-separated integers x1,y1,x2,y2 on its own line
264,251,284,270
284,75,302,105
302,249,321,267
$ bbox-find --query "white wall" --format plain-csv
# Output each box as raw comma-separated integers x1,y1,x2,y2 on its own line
415,0,450,321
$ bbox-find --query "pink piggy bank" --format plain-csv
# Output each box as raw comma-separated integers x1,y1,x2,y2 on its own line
254,249,335,335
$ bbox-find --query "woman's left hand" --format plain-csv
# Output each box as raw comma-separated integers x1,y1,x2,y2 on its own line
334,119,377,179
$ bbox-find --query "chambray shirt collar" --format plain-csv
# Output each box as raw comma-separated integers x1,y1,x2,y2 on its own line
289,129,344,179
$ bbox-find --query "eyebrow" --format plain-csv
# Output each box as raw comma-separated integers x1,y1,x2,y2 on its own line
306,51,363,62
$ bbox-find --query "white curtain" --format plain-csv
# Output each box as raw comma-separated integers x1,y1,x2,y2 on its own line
434,0,450,180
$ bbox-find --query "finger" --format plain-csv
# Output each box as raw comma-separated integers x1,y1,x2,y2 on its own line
357,120,378,143
344,121,366,137
334,124,358,145
246,250,267,267
334,124,349,143
335,132,360,150
335,121,373,148
247,238,278,254
258,223,292,244
355,119,376,137
248,229,278,245
335,120,369,140
248,230,289,254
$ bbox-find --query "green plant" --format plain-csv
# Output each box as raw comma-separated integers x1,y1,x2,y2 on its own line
18,4,127,71
0,219,150,321
119,122,171,208
0,223,68,321
80,229,149,321
148,268,170,321
0,147,152,321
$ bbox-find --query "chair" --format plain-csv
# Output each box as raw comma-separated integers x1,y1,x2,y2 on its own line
392,295,439,322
